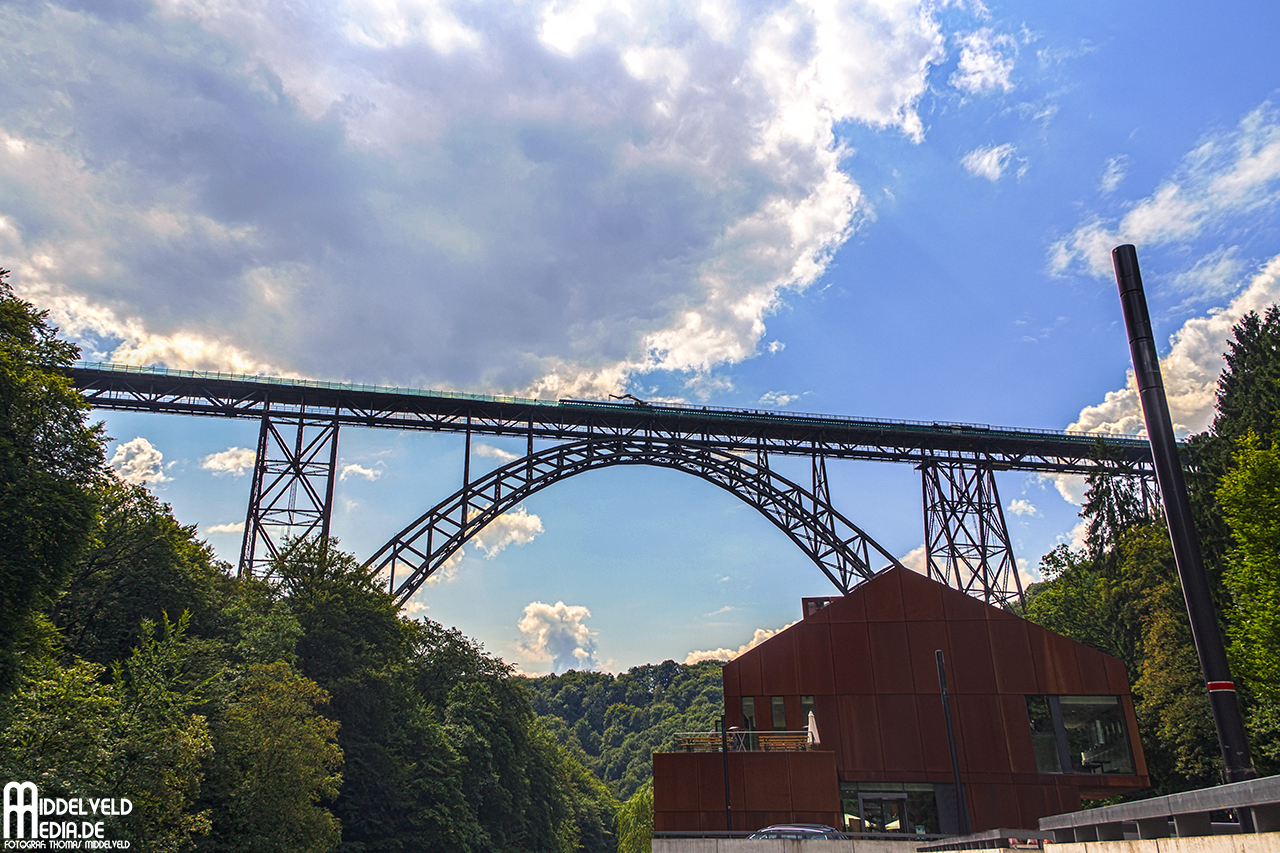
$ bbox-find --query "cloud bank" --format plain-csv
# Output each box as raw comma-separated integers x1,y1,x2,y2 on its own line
685,620,799,663
0,0,972,399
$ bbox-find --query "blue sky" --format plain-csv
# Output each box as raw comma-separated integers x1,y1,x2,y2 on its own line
6,0,1280,674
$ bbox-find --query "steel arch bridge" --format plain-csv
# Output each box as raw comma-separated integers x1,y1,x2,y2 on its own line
366,437,905,605
71,362,1158,609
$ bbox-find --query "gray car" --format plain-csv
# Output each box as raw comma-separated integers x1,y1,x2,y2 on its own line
745,824,849,840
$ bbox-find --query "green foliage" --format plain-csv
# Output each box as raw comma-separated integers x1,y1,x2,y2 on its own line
55,479,228,666
615,781,653,853
524,659,724,799
0,270,104,693
0,614,215,852
1216,433,1280,699
273,536,618,852
201,663,343,853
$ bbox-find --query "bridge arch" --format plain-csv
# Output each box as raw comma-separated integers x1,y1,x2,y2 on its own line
365,437,905,604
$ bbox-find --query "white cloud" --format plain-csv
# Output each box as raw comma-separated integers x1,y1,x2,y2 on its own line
1067,252,1280,439
961,143,1019,182
1006,498,1039,517
1099,154,1130,195
758,390,801,408
517,600,599,673
402,600,428,615
202,446,257,476
900,544,929,574
472,507,545,558
684,620,799,664
1017,556,1040,589
109,437,170,485
339,461,385,481
1054,103,1280,277
476,443,521,463
950,28,1016,95
206,521,244,534
0,0,964,402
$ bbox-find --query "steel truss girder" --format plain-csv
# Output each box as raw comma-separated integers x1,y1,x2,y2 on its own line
71,365,1156,477
922,458,1023,609
366,438,905,604
239,407,340,577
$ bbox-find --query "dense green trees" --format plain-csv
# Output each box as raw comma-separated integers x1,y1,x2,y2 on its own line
1024,305,1280,793
0,281,617,852
0,269,104,693
523,659,724,800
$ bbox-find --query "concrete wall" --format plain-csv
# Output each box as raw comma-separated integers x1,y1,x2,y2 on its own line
652,840,919,853
1044,833,1280,853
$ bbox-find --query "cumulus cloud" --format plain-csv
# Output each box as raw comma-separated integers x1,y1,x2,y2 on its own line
476,443,521,463
949,28,1016,95
900,543,929,574
517,600,598,673
109,437,171,485
339,461,384,481
1006,498,1039,517
758,390,801,408
472,507,544,558
0,0,966,401
206,521,244,534
1067,252,1280,439
1053,103,1280,277
961,143,1021,182
202,446,257,476
685,620,799,664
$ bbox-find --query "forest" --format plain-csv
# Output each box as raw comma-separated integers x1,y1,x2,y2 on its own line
3,265,1280,852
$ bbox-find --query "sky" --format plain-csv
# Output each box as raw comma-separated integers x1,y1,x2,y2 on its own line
6,0,1280,675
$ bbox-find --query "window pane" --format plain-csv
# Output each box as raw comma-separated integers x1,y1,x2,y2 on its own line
771,696,787,730
801,695,815,724
1025,695,1062,773
1059,696,1134,774
741,697,755,730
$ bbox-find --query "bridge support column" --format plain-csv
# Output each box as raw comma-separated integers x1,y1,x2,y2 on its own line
921,459,1024,609
238,403,341,577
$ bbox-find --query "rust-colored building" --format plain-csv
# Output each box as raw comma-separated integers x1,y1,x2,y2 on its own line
654,566,1149,835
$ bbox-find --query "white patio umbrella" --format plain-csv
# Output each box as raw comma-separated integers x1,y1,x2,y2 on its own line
807,710,820,747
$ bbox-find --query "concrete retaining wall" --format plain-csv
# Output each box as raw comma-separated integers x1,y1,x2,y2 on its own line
1043,832,1280,853
652,840,920,853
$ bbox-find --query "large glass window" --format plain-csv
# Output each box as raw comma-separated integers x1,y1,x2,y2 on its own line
1060,696,1134,774
741,697,755,730
1026,695,1062,773
839,782,947,835
1025,695,1134,775
771,696,787,730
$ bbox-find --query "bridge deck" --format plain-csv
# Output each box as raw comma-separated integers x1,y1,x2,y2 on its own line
70,362,1153,475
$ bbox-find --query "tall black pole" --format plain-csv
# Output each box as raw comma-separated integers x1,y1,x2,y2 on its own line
936,651,972,835
1112,244,1255,783
719,715,732,831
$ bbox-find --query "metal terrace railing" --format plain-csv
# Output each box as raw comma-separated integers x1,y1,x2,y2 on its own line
674,730,816,752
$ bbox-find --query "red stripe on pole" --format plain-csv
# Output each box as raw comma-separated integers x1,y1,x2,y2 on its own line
1207,681,1236,692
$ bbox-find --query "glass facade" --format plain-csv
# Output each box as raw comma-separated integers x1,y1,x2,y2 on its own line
1025,695,1134,775
839,782,949,835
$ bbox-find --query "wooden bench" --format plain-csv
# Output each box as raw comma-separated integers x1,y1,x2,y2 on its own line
756,732,811,751
676,734,723,752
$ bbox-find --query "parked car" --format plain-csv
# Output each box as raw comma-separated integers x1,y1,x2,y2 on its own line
745,824,849,840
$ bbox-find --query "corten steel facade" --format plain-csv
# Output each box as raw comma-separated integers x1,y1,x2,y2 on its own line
653,567,1149,835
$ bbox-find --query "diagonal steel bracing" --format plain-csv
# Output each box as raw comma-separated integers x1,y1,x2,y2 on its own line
921,458,1023,608
71,363,1157,604
366,438,905,605
239,405,340,577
